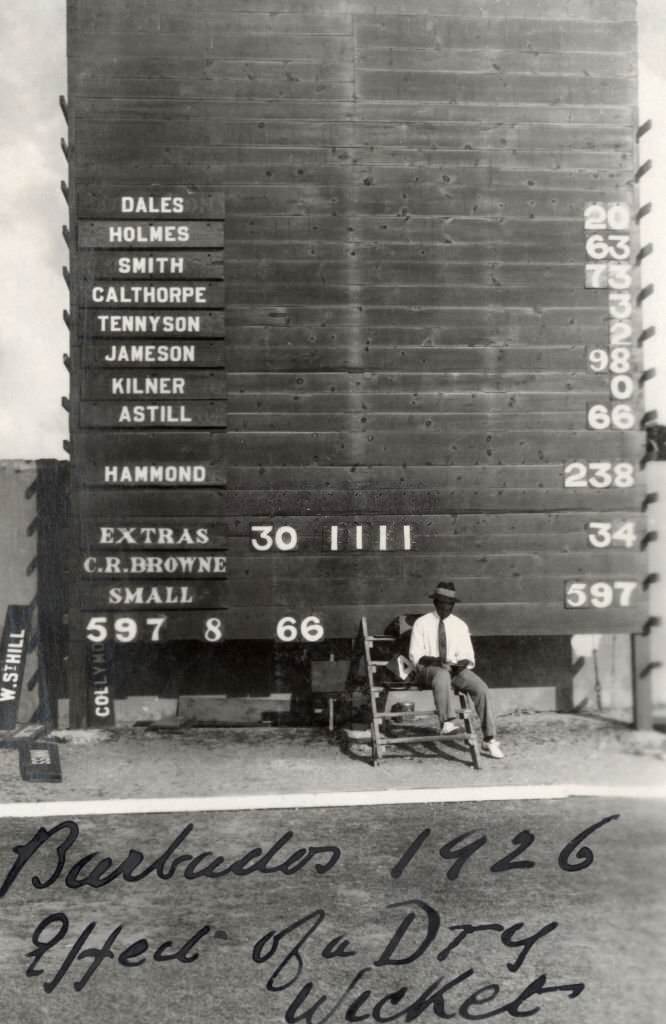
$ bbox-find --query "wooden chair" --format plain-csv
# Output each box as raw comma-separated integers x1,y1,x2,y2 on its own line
356,616,481,769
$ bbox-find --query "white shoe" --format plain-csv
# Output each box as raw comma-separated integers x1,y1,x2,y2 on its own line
441,720,462,735
482,738,504,759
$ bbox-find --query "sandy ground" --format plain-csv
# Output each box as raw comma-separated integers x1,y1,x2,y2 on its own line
1,711,665,803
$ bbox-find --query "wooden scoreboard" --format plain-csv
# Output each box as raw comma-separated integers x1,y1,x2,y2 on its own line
64,0,649,725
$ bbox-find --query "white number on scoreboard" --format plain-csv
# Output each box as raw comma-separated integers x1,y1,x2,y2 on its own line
564,580,638,608
564,462,635,488
250,525,299,551
587,521,638,549
586,404,636,431
276,616,325,642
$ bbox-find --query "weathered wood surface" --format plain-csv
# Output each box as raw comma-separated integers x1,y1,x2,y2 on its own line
68,0,645,644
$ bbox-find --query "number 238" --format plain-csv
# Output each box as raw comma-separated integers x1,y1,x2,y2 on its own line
564,462,635,488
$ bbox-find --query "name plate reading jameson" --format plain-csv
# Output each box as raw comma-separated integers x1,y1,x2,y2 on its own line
80,522,226,548
84,313,225,336
80,401,227,428
82,343,226,368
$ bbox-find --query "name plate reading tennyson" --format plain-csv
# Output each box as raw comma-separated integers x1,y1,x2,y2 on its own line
88,312,225,336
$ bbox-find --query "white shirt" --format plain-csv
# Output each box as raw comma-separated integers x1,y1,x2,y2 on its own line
408,611,475,669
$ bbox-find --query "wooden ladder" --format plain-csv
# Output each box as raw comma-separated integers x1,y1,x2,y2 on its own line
358,616,481,770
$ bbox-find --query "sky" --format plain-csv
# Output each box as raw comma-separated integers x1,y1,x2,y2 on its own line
0,1,664,459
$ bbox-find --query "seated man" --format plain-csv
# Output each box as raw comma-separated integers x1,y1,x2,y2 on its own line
408,581,504,759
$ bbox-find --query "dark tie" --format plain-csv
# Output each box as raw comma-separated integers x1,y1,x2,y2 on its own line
438,618,447,666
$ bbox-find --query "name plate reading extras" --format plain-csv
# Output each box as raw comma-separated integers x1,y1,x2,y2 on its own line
81,521,226,548
81,552,227,577
75,187,226,220
81,341,226,368
80,580,228,609
81,370,225,400
80,400,227,428
78,221,225,249
76,431,226,487
83,611,226,644
83,312,225,337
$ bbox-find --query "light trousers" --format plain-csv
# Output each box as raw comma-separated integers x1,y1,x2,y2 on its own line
419,665,497,740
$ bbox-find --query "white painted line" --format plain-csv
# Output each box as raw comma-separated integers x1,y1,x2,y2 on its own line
0,782,664,819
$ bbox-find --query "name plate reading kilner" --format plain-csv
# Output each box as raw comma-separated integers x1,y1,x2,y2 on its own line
81,370,224,400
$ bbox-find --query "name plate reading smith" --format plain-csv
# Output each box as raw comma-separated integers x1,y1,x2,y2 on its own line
80,250,224,280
